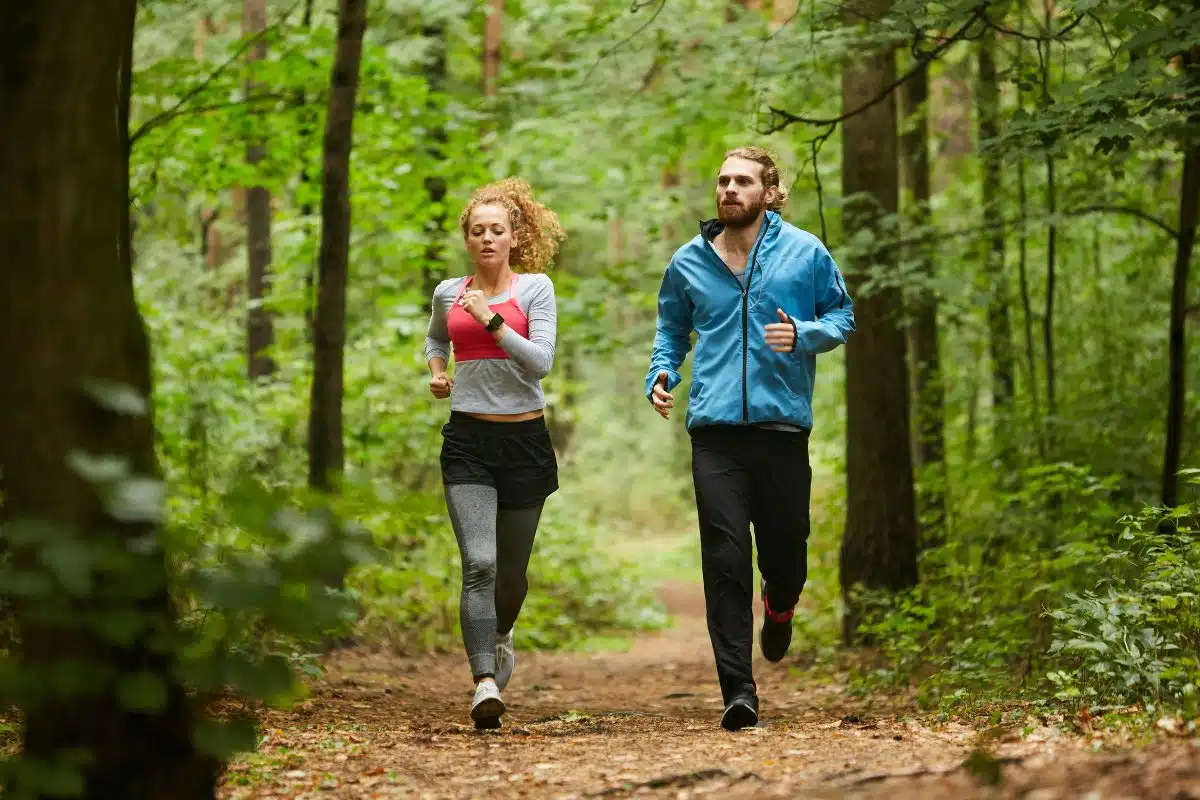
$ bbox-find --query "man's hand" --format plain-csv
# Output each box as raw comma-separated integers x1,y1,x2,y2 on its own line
650,370,674,419
429,372,454,399
764,308,796,353
461,289,492,325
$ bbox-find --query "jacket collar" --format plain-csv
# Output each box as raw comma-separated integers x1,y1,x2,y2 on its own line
698,209,779,243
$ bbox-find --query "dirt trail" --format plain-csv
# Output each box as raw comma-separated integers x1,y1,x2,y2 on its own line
220,579,1200,799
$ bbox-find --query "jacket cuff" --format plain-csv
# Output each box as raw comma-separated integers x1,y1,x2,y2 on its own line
645,369,681,400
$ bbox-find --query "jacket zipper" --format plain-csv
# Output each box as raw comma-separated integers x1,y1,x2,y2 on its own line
705,218,770,424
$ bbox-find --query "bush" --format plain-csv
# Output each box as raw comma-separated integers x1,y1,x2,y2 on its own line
845,463,1200,716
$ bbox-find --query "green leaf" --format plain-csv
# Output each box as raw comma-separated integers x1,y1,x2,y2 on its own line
106,477,165,524
19,758,85,798
67,452,130,485
81,379,148,416
93,610,148,646
117,671,168,712
193,717,258,760
40,540,92,596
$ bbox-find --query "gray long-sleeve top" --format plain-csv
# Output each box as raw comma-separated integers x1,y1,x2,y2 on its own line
424,273,557,414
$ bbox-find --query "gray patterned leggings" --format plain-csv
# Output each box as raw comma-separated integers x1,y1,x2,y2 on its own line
445,483,543,680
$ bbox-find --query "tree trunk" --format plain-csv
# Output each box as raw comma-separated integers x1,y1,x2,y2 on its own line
838,0,919,643
308,0,367,492
1042,158,1057,420
930,64,973,194
422,17,449,298
299,0,317,342
965,354,980,462
978,30,1015,417
1039,13,1058,423
195,15,232,309
547,252,579,457
660,162,681,243
482,0,503,98
245,0,275,379
726,0,764,20
607,208,623,267
771,0,798,28
1162,48,1200,508
0,2,219,796
1015,43,1044,458
899,62,945,549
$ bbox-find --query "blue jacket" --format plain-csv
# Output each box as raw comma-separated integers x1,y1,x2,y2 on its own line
644,211,855,431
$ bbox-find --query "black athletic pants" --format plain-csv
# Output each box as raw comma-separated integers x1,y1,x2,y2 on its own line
690,424,812,704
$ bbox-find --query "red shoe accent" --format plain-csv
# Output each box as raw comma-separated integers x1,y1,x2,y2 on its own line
763,591,794,624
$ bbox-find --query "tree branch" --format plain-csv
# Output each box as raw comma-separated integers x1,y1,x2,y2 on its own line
1089,11,1116,57
802,126,836,243
981,10,1085,42
1063,205,1179,239
137,93,314,135
582,0,668,84
762,6,986,134
884,203,1179,251
130,0,304,146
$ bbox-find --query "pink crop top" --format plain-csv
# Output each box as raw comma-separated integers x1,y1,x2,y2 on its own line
446,276,530,362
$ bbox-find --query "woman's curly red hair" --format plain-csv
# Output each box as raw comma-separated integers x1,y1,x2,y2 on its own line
458,178,566,273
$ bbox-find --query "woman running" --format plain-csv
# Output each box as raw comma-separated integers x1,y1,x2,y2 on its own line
424,178,565,728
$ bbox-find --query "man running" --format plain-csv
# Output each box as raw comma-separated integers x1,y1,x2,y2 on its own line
645,146,855,730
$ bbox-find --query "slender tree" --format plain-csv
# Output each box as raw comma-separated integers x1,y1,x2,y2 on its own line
422,14,450,298
483,0,504,98
726,0,764,21
978,28,1015,417
308,0,367,491
900,61,946,547
1014,40,1044,458
245,0,275,378
838,0,919,641
195,12,233,308
1038,10,1059,423
1162,44,1200,508
299,0,317,341
0,2,218,795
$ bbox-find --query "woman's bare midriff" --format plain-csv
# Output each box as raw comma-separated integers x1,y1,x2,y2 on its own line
465,410,545,423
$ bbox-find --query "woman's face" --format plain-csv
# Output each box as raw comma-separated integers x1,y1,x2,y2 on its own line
465,204,514,270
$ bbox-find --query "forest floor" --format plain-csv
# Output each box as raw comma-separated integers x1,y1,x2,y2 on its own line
218,559,1200,800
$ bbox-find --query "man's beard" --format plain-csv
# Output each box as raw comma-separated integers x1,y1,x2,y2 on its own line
717,197,765,228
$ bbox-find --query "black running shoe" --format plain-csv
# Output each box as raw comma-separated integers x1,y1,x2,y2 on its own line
721,686,760,731
760,579,794,663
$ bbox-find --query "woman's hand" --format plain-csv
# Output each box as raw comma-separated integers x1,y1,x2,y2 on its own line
460,289,492,325
429,372,454,399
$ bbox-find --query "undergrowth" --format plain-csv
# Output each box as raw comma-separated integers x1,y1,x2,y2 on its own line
813,464,1200,722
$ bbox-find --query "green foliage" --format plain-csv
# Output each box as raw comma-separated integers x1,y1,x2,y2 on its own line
842,466,1200,718
9,0,1190,783
1047,506,1200,712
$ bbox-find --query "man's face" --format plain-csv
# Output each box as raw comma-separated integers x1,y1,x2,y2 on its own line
715,157,776,228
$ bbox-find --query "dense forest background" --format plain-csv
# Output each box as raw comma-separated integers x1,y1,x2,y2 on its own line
1,0,1198,794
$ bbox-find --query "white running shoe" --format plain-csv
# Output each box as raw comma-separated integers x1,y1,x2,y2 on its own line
471,680,505,728
495,629,516,691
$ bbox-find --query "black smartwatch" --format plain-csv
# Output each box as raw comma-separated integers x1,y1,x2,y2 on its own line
485,312,505,332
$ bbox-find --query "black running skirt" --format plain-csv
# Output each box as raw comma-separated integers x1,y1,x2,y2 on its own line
439,411,559,508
